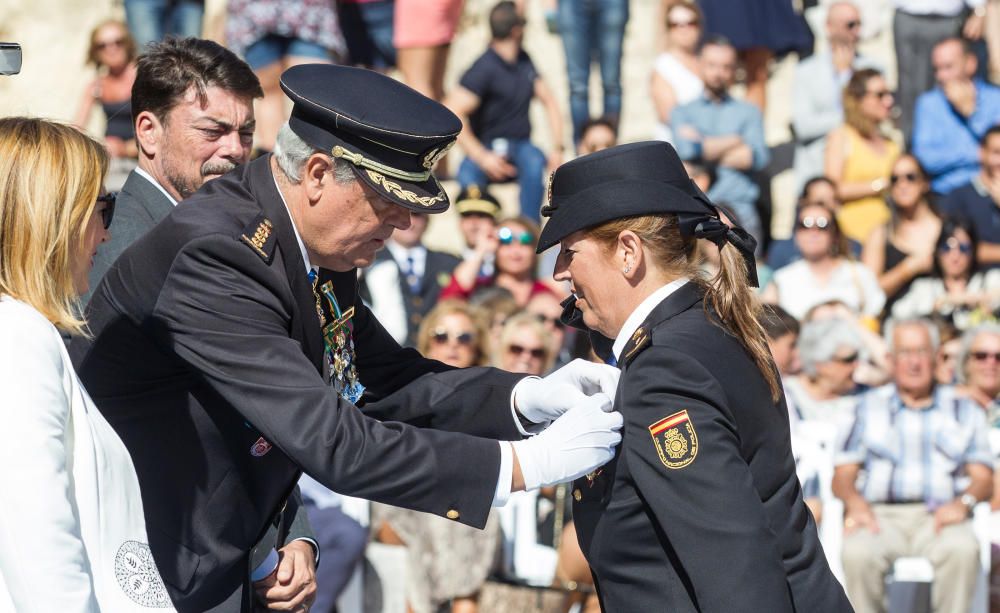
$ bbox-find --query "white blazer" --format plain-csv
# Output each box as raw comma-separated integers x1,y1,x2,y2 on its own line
0,297,175,612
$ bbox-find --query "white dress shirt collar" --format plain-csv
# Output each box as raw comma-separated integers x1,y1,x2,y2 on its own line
271,172,313,274
386,241,427,279
612,278,689,362
133,166,179,206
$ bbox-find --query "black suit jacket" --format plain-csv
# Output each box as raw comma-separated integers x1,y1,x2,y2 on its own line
72,156,524,612
572,283,852,612
360,247,461,346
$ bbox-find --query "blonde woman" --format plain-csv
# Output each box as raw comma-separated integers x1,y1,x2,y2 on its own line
495,311,555,376
416,300,490,368
0,118,173,612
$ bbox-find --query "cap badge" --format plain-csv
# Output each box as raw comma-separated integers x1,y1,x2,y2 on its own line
648,410,698,469
421,140,455,170
468,184,482,199
365,170,446,208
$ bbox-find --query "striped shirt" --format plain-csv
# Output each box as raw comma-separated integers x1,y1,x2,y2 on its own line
835,384,993,505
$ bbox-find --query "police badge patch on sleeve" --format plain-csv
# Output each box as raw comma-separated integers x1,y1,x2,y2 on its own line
648,410,698,469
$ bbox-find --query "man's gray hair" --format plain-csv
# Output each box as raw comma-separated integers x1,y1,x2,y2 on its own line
956,322,1000,384
274,123,355,185
883,317,940,353
797,318,865,377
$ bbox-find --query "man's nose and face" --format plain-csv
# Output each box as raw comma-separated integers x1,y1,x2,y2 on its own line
154,86,256,201
891,323,936,396
700,44,737,95
826,2,862,47
932,40,974,86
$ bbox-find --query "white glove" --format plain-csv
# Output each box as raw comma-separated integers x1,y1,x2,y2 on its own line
511,393,622,491
513,358,621,425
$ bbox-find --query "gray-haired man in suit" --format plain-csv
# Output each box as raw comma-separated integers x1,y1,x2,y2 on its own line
83,37,324,611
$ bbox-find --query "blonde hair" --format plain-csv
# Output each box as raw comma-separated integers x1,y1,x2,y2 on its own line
87,19,138,67
587,214,781,400
496,311,555,374
416,300,490,366
0,117,109,335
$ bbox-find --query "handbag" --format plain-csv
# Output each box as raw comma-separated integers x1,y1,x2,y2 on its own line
477,579,574,613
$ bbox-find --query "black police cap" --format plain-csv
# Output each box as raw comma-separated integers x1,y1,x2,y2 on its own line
537,141,759,285
280,64,460,213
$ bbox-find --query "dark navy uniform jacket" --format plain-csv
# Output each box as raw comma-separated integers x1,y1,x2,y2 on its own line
71,156,524,612
572,282,852,612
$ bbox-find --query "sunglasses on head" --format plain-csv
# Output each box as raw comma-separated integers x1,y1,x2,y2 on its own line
797,215,831,231
498,226,534,246
938,237,972,255
97,191,117,229
96,38,125,50
507,344,547,359
972,351,1000,362
890,172,921,185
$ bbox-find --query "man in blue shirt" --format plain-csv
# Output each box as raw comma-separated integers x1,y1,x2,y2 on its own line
672,36,770,247
833,318,993,613
912,37,1000,194
942,125,1000,269
445,1,564,222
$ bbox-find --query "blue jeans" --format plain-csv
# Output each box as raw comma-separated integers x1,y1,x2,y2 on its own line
457,139,546,221
339,0,396,69
244,35,331,70
125,0,204,49
557,0,628,144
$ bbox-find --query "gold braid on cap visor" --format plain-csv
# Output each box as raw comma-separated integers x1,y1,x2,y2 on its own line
331,145,431,182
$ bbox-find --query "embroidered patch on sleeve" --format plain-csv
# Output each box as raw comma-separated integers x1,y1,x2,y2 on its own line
648,410,698,469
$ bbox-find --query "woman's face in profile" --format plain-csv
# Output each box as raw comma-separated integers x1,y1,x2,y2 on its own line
72,190,112,297
553,230,622,338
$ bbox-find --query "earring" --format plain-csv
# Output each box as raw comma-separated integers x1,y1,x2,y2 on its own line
623,264,631,274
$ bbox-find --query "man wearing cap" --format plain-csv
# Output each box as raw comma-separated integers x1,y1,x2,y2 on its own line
72,63,621,613
455,184,502,279
537,140,851,612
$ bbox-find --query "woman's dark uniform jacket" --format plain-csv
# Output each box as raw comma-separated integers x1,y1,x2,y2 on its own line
70,155,526,612
572,282,852,612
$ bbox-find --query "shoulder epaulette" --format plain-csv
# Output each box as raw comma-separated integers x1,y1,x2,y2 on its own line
622,324,652,367
239,214,275,263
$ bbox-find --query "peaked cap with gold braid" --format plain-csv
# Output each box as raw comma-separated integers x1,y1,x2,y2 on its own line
280,64,460,213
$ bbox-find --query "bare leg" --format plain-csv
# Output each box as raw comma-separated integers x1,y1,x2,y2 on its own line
741,47,772,112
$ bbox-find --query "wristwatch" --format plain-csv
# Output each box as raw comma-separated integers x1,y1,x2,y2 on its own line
960,492,978,514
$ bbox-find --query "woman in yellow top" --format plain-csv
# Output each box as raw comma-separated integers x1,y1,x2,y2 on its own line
824,68,899,243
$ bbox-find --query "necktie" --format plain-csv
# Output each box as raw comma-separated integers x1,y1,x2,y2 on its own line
606,354,618,368
403,254,420,295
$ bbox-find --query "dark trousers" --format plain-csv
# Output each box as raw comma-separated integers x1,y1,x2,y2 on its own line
305,502,368,613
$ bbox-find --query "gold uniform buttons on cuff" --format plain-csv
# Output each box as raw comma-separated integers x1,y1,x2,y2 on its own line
446,509,460,520
573,489,582,502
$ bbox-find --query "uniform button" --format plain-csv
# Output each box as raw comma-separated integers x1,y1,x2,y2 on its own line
573,489,582,502
411,314,422,324
446,509,460,520
413,297,423,307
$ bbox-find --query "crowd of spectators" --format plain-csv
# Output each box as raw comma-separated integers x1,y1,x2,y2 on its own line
59,0,1000,611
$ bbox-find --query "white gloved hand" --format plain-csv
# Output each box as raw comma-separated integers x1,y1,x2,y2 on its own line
511,393,622,491
513,358,621,425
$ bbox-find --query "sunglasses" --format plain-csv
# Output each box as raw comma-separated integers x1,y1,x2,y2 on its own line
498,226,534,246
866,89,893,101
830,352,860,364
668,18,699,28
507,344,547,359
97,191,117,229
533,313,565,330
846,20,861,30
431,329,476,346
890,172,921,185
797,215,831,231
972,351,1000,362
938,237,973,255
96,38,125,50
